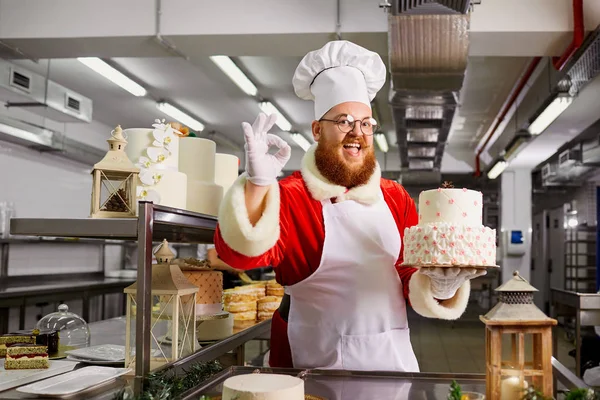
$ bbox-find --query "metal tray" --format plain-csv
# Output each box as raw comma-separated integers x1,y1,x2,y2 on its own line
181,366,486,400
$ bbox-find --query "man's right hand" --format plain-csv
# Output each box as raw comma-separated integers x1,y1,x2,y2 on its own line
243,113,291,186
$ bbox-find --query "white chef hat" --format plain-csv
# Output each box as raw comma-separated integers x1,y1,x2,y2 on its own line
293,40,387,120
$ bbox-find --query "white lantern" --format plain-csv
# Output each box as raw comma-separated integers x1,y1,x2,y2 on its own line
124,239,198,370
90,125,139,218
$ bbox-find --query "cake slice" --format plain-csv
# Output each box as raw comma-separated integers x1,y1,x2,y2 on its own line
0,334,35,357
5,344,49,369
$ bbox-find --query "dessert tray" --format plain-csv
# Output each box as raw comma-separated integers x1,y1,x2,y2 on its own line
0,359,78,392
16,366,130,397
64,344,126,365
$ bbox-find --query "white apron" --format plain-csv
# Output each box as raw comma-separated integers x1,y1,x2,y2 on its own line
286,190,420,372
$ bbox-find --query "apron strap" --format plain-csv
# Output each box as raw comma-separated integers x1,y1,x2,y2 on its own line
278,293,291,322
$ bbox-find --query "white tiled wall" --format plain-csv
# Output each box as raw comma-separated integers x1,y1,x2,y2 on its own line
1,107,127,329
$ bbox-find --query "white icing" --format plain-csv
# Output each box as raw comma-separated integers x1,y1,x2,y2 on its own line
195,303,223,316
179,137,216,182
186,181,223,216
136,170,187,209
222,374,304,400
419,188,483,225
197,313,234,341
215,153,239,195
124,124,187,210
403,223,496,266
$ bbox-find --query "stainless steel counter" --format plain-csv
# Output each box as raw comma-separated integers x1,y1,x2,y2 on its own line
179,359,588,400
0,316,271,399
550,288,600,376
0,275,134,334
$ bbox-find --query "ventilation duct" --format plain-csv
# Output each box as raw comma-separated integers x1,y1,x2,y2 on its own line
0,116,105,166
0,59,93,123
535,25,600,186
388,3,470,184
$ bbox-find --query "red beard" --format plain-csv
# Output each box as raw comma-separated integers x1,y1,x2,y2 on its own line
314,135,376,188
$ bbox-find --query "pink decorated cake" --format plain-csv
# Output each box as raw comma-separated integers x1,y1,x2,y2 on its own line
402,187,496,267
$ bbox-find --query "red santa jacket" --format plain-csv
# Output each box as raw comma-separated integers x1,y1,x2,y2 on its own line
214,147,471,367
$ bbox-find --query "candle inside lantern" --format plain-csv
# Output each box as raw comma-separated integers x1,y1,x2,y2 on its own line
500,376,528,400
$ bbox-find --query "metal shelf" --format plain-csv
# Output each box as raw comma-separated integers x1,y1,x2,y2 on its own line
10,203,217,244
9,202,219,394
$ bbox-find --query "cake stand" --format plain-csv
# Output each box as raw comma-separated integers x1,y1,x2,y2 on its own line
404,263,500,271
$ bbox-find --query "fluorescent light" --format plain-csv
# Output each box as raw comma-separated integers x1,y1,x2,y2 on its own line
503,132,531,161
375,133,389,152
528,95,573,135
487,160,507,180
210,56,258,97
259,102,292,131
156,102,205,132
291,133,311,151
77,57,147,97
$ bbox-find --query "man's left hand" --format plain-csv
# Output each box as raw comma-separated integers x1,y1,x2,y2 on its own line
419,267,487,300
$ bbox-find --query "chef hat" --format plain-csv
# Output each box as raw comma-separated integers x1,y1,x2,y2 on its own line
293,40,387,120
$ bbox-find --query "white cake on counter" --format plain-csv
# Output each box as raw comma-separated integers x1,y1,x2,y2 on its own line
124,120,187,210
222,374,304,400
403,187,496,267
178,137,224,216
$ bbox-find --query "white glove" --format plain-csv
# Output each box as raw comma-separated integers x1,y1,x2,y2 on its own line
243,113,291,186
419,267,487,300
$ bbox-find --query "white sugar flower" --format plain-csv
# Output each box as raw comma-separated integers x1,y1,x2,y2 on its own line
136,187,161,203
136,156,152,169
153,172,164,184
139,169,156,186
146,147,168,163
152,122,176,153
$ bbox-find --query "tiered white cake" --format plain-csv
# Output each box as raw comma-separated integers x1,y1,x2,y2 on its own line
215,153,240,195
124,120,187,209
403,187,497,267
178,137,223,216
222,374,304,400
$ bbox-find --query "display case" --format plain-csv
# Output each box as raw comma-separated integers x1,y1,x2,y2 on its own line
10,202,219,393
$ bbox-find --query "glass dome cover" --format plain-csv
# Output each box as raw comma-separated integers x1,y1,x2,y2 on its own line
36,303,90,349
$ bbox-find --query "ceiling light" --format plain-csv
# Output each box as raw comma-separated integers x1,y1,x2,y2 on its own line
374,133,389,152
259,102,292,131
77,57,147,97
156,102,205,132
503,131,531,161
291,133,311,151
487,159,507,180
528,94,573,135
210,56,258,97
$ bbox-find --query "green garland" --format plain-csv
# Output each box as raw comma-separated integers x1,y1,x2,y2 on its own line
114,360,223,400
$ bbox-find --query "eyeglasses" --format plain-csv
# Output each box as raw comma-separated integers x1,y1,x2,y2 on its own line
319,114,378,136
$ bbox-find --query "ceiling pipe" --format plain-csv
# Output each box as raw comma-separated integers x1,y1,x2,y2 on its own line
553,0,584,71
473,57,542,177
474,0,585,176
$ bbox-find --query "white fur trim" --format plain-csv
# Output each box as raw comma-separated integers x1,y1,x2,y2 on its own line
408,272,471,320
300,144,381,205
217,173,280,257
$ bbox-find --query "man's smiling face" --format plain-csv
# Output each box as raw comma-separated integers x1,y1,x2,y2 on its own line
312,102,377,188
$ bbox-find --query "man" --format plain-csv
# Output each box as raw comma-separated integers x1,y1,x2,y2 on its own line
215,40,484,371
198,244,244,289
